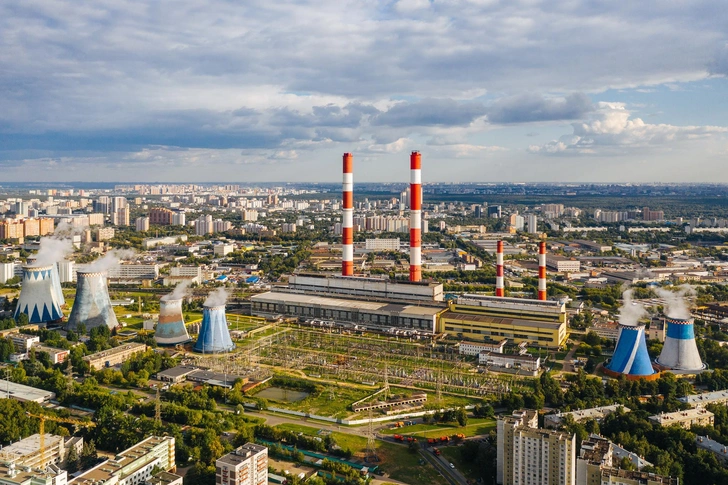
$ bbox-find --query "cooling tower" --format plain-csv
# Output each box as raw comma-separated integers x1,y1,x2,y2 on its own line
66,271,119,331
14,265,64,324
155,298,191,346
605,324,657,379
25,257,64,307
656,316,704,371
193,305,235,353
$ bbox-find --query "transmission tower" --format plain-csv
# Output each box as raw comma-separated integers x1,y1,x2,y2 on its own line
436,367,443,403
365,407,378,463
383,361,390,401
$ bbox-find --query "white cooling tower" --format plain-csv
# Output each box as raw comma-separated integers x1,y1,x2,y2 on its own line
66,271,119,331
155,298,191,345
656,316,704,371
14,265,64,324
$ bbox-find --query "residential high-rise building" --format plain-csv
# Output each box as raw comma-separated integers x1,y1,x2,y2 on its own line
136,216,150,232
527,214,538,234
150,207,174,225
0,262,15,283
497,410,576,485
194,215,214,235
216,443,268,485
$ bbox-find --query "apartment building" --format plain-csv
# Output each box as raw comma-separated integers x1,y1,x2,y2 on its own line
649,408,714,429
0,433,82,469
216,443,268,485
83,343,147,371
497,410,575,485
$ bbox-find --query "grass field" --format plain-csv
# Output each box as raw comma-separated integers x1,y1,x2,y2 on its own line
380,418,496,439
256,383,372,418
273,423,448,485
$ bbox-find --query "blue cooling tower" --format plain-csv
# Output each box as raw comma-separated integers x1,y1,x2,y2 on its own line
193,305,235,353
14,265,64,323
656,316,704,371
606,324,656,377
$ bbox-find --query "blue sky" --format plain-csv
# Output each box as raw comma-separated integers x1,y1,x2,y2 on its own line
1,0,727,183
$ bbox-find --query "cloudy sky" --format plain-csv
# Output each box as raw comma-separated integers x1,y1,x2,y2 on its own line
1,0,727,183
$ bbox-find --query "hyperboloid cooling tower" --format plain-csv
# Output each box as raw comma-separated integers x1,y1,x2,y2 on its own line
193,304,235,353
51,262,66,307
155,298,191,346
656,316,704,371
605,324,657,379
66,271,119,331
14,265,64,324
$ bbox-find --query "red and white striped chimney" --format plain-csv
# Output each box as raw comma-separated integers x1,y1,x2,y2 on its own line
342,153,354,276
409,151,422,282
496,240,504,297
538,241,547,300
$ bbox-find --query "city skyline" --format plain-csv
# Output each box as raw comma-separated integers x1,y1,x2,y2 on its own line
1,1,727,183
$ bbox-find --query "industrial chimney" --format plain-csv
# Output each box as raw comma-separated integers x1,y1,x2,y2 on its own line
656,316,704,371
193,304,235,353
409,151,422,282
538,241,547,301
495,240,504,297
155,298,191,346
66,271,119,330
342,153,354,277
14,265,64,324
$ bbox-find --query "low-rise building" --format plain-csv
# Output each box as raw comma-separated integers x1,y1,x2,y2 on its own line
71,436,175,485
83,343,147,371
155,365,199,384
145,471,183,485
32,345,69,364
0,433,82,469
0,463,67,485
0,379,55,403
216,443,268,485
458,340,507,356
649,408,714,429
679,389,728,407
545,255,581,273
545,405,630,429
696,435,728,464
9,333,40,352
479,352,540,373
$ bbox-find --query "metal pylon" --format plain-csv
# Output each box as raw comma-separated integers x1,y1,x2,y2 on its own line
365,407,378,462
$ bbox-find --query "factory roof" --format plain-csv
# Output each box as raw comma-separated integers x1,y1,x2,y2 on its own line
0,379,55,403
156,365,199,380
440,310,564,330
679,389,728,406
251,291,443,317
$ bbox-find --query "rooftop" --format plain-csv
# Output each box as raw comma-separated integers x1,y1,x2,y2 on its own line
252,291,443,316
696,435,728,456
0,379,55,403
649,408,714,424
679,389,728,406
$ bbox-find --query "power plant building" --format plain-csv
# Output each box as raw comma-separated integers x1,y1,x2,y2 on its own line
439,295,568,349
286,273,443,302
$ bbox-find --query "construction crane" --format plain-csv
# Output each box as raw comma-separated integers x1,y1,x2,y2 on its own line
25,412,96,468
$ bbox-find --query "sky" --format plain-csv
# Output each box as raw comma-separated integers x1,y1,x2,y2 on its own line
1,0,728,183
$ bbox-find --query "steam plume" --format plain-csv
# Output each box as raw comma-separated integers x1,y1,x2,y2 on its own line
34,237,74,266
655,284,695,320
204,287,229,307
87,249,136,272
618,289,647,327
162,280,192,301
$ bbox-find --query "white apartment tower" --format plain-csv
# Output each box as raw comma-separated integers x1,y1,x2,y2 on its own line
497,410,576,485
216,443,268,485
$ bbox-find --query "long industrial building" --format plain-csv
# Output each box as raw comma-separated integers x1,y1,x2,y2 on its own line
439,295,568,349
286,273,443,302
251,291,443,331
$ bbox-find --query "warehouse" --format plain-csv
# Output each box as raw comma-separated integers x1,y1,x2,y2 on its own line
0,379,56,403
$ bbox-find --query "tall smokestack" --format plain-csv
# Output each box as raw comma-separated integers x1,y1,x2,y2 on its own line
496,240,504,297
409,151,422,282
342,152,354,276
538,241,547,301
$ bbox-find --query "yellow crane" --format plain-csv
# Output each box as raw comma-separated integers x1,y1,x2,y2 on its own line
25,412,96,468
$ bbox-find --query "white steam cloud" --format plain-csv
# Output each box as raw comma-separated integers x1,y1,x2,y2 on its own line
655,284,695,319
54,220,88,236
86,249,136,272
204,287,229,307
34,237,74,266
618,289,647,327
162,280,192,301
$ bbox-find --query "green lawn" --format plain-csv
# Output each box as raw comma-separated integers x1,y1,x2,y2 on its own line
381,418,496,439
273,423,449,485
254,381,372,419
